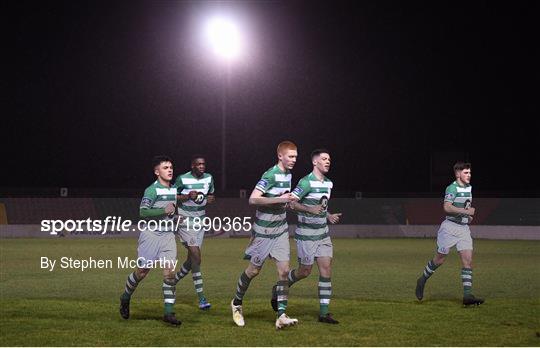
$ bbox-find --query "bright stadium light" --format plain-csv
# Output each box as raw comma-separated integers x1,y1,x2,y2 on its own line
205,16,243,61
202,14,247,190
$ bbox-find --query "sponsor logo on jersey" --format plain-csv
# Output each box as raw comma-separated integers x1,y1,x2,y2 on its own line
319,195,329,210
292,187,304,196
256,179,269,189
193,192,206,205
140,197,153,208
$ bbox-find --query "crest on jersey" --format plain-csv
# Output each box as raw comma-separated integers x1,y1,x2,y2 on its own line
193,192,206,205
319,195,329,211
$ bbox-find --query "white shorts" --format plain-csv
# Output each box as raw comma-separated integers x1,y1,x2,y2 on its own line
436,219,473,254
137,229,177,268
177,225,205,247
244,232,290,267
296,236,333,266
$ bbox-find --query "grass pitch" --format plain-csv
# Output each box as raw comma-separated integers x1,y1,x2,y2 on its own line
1,238,539,346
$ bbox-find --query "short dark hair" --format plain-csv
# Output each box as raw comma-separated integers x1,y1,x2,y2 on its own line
191,154,205,164
453,161,471,172
311,148,330,160
152,155,173,169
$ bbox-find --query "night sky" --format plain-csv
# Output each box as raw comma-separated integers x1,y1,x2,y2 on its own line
9,1,539,195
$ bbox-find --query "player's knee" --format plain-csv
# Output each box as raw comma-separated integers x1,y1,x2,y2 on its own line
297,267,311,278
434,254,446,265
294,266,311,279
278,269,290,279
319,267,331,278
246,266,260,278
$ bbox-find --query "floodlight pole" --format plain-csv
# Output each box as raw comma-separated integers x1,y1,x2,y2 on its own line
221,62,231,191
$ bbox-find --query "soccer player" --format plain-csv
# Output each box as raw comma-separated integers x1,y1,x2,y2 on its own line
119,155,181,326
415,162,484,306
230,141,305,329
172,155,215,310
273,149,342,324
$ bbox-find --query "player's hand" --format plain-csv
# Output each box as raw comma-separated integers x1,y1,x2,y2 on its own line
468,215,474,223
327,213,342,224
164,203,176,215
466,207,476,216
308,205,324,215
279,193,295,202
207,194,215,204
188,191,198,200
289,195,300,201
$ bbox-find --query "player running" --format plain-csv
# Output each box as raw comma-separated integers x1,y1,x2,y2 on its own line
172,155,215,310
272,149,342,324
415,161,484,306
230,141,302,329
119,155,182,326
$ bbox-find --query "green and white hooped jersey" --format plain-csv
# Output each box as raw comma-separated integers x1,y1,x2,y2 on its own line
444,181,472,224
291,172,333,241
252,165,291,238
174,172,214,221
140,181,177,231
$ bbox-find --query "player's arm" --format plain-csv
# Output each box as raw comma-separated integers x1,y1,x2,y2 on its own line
139,188,175,218
248,174,291,205
173,176,197,202
287,179,322,214
443,201,475,216
178,192,198,202
443,187,475,216
207,176,216,204
248,189,292,205
288,201,323,214
326,211,342,224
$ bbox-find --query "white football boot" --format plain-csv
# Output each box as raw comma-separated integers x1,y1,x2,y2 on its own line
231,299,245,327
275,313,298,329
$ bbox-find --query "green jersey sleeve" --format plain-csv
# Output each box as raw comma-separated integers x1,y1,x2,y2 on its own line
173,175,184,191
208,175,215,194
139,187,166,218
254,171,275,194
444,185,457,203
291,178,311,200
